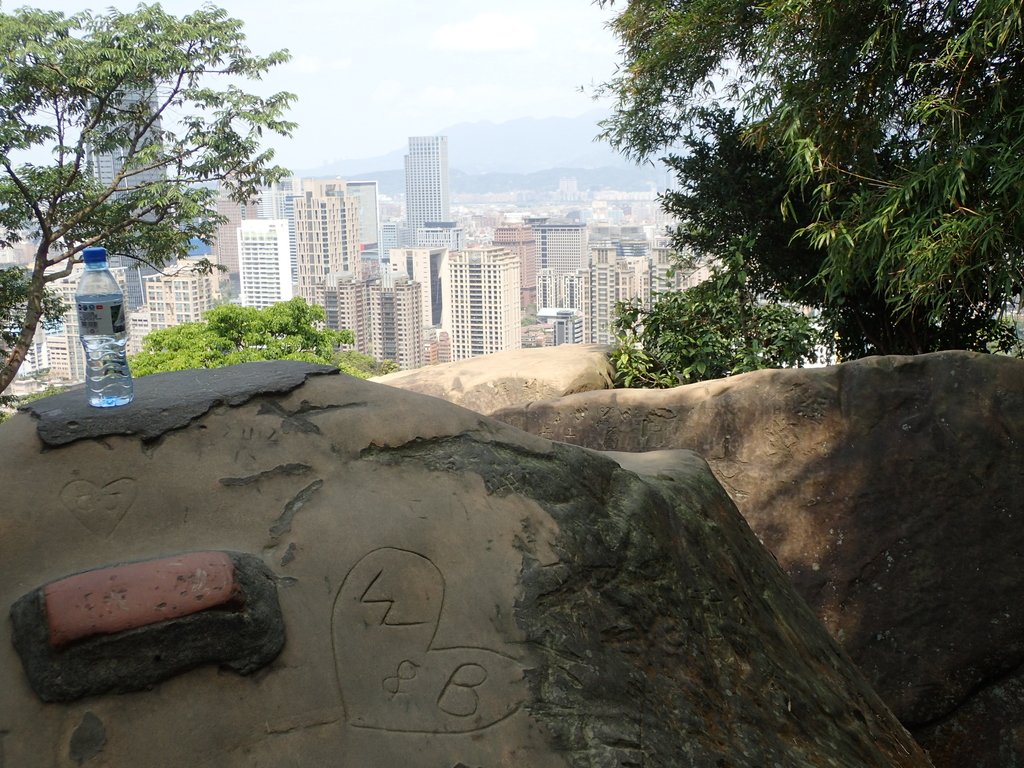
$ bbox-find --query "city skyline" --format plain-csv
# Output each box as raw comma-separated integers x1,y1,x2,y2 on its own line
20,0,621,172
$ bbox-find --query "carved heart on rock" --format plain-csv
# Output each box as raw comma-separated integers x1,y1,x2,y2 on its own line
59,478,138,537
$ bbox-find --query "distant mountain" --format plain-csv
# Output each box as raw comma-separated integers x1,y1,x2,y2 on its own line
297,110,645,178
339,165,668,198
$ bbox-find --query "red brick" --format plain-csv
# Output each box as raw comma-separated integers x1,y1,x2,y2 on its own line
43,551,241,649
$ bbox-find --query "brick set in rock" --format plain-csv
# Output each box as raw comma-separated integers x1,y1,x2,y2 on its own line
10,551,284,702
0,362,928,767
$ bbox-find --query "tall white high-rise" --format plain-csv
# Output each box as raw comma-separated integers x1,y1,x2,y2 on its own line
404,136,450,236
442,246,521,361
237,219,292,309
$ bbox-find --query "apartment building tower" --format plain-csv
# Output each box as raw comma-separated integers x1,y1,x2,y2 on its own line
581,244,649,344
442,246,521,361
143,259,221,332
294,185,361,309
493,223,538,308
389,247,447,328
237,219,292,309
323,272,425,370
529,219,588,309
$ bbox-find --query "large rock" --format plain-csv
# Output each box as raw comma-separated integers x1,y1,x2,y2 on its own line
372,344,614,415
0,362,927,767
493,350,1024,766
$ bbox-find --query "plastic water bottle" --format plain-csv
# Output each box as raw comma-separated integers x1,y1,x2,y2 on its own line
75,246,134,407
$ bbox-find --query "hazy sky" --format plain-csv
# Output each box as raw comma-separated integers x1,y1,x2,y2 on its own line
13,0,622,171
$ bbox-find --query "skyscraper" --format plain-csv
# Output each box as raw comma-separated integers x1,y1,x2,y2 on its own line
529,219,589,309
442,246,521,361
213,183,255,297
258,177,301,285
294,186,361,309
345,180,381,254
323,271,424,370
87,89,166,193
237,219,292,309
580,244,647,345
389,246,447,328
87,87,170,310
493,223,537,308
404,136,450,237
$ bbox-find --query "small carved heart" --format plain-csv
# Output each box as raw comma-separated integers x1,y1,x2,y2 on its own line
60,478,138,537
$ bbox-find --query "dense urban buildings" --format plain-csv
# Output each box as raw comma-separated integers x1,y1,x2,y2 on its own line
4,131,697,395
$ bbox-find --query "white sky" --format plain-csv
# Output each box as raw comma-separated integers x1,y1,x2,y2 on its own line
11,0,622,171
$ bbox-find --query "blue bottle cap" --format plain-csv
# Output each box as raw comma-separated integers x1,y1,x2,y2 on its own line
82,246,108,263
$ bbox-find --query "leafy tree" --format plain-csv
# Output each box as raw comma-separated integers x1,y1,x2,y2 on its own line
0,265,65,359
612,258,818,388
0,4,295,392
610,107,825,386
129,298,352,376
599,0,1024,357
334,350,400,378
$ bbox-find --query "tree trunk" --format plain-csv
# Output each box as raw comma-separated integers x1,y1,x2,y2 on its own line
0,249,54,394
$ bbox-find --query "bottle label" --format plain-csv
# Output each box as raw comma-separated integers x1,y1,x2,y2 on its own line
77,300,126,335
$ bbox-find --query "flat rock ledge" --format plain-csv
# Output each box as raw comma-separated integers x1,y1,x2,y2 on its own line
372,344,614,415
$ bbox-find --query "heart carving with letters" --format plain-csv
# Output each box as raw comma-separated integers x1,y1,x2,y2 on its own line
59,478,138,537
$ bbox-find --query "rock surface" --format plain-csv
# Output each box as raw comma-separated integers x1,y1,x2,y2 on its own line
0,362,927,767
372,344,614,415
492,350,1024,767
